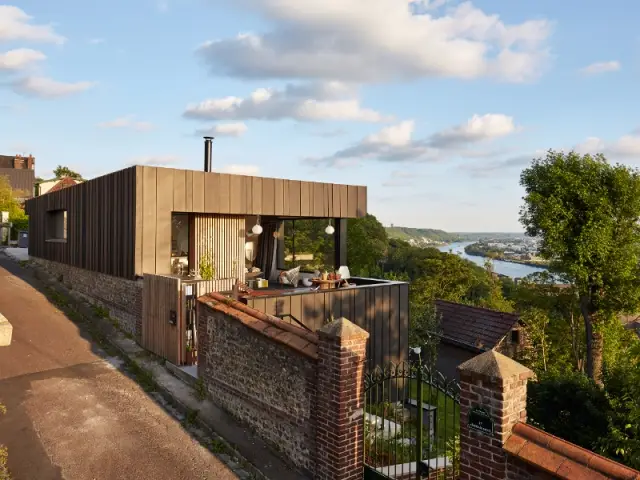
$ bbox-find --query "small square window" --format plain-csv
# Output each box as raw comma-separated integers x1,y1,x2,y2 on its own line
510,329,521,344
46,209,67,242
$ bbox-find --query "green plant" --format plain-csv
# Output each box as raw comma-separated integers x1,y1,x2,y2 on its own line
184,408,198,427
0,403,9,480
92,305,110,319
199,251,215,281
194,378,207,401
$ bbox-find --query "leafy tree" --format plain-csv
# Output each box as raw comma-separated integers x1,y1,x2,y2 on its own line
347,214,389,276
0,175,28,242
53,165,83,180
520,150,640,385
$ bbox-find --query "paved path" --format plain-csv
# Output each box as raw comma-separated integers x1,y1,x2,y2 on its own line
0,257,238,480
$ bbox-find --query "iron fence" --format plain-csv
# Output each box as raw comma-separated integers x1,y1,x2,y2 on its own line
363,349,460,480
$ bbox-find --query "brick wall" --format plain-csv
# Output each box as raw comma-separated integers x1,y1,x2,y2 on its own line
198,295,370,479
31,258,142,338
198,304,318,474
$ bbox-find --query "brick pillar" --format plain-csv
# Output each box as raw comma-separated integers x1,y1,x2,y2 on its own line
457,350,534,480
315,317,369,480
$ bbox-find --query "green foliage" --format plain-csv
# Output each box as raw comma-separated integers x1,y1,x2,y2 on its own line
199,251,215,280
347,214,389,276
53,165,83,180
520,150,640,382
283,219,335,271
385,226,461,244
528,373,611,451
0,176,28,242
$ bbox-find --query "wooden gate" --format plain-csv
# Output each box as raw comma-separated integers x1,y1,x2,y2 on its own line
141,274,183,365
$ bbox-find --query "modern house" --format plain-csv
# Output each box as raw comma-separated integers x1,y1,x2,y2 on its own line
24,142,408,370
434,299,524,379
0,154,36,202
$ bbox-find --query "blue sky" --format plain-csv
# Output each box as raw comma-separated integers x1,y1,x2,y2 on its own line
1,0,638,231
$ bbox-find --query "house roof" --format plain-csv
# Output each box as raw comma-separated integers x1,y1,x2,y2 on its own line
47,177,80,193
504,423,640,479
435,299,520,352
0,155,17,168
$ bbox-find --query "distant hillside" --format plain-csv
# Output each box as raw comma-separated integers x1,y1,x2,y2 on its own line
386,226,462,246
453,232,527,242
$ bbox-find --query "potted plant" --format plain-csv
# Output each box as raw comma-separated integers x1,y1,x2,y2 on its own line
185,343,197,365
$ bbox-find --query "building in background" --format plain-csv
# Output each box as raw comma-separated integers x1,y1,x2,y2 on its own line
35,177,83,196
0,154,36,202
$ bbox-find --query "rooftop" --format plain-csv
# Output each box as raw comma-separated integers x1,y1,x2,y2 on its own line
435,299,520,352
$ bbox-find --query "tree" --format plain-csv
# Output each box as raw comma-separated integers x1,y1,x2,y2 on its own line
0,175,28,241
520,150,640,385
347,214,389,276
53,165,83,180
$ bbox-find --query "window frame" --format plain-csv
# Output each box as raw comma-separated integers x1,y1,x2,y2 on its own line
45,209,67,243
278,218,336,273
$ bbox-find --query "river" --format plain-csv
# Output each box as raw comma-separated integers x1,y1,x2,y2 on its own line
437,242,547,279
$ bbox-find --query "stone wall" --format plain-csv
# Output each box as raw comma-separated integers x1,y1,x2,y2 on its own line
198,304,318,474
31,258,142,338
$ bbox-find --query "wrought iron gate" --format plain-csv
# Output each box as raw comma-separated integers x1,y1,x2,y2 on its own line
364,349,460,480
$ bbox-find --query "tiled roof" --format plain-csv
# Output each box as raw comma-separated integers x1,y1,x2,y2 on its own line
505,423,640,480
47,177,80,193
198,292,319,359
435,299,520,351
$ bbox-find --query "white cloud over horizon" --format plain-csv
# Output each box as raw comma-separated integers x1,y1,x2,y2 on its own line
305,114,519,167
579,60,620,76
11,76,96,98
98,115,154,131
198,0,552,84
0,48,46,71
195,122,248,137
184,81,388,123
0,5,66,44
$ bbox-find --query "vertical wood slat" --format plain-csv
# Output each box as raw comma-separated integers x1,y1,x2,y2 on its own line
244,283,408,366
218,174,230,214
357,186,367,218
300,182,311,217
173,169,186,212
193,214,245,284
274,179,284,216
141,274,182,365
347,185,358,218
262,178,275,215
289,180,301,216
192,171,205,212
155,168,173,275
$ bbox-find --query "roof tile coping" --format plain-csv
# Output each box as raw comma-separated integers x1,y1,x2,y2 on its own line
505,423,640,480
198,293,319,360
457,350,534,382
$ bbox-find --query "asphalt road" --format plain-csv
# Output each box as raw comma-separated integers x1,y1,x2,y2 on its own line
0,256,238,480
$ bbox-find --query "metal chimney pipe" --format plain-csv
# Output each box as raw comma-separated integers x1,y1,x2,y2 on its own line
203,136,214,172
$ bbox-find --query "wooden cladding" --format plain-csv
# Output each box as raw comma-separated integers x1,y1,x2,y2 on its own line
135,166,366,276
246,282,409,367
141,274,183,365
192,214,245,283
25,167,137,279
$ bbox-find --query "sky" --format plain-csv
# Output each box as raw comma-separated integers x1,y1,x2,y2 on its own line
0,1,638,232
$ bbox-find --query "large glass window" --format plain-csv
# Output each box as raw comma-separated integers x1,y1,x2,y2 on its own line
171,213,189,274
281,219,335,272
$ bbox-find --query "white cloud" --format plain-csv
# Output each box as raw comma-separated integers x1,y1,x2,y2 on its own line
579,61,620,76
184,81,387,123
127,155,181,167
195,122,248,137
89,38,105,45
382,170,419,187
219,164,260,175
197,0,552,83
157,0,169,12
12,76,96,98
575,133,640,159
0,6,65,44
306,113,520,167
0,48,45,70
98,115,154,131
429,114,517,147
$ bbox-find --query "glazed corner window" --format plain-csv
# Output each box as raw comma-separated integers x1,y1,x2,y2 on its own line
171,213,189,274
281,219,335,272
46,209,67,241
